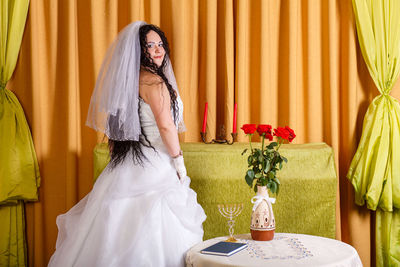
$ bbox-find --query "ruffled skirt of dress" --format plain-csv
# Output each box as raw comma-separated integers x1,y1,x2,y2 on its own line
48,144,206,267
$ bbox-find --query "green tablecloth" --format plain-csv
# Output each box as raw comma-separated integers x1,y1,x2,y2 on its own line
93,142,337,239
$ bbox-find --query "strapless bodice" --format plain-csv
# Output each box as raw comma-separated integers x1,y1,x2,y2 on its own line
139,97,183,145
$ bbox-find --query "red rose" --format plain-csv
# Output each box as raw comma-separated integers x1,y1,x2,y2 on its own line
241,124,257,134
273,126,296,142
285,126,296,142
257,124,273,141
273,127,290,141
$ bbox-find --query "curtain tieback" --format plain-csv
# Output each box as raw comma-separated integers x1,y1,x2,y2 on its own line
0,81,6,90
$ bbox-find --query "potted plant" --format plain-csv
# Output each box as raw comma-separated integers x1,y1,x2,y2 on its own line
241,124,295,241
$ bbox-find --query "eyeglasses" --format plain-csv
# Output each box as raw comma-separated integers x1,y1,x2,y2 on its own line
146,42,164,49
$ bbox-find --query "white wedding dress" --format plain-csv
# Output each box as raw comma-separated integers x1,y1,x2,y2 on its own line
48,97,206,267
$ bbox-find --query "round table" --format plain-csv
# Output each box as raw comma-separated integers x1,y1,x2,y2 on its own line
186,233,363,267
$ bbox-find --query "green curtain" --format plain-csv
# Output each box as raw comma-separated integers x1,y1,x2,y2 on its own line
0,0,40,266
348,0,400,266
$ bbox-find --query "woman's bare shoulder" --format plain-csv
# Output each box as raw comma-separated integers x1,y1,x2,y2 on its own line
139,69,167,103
140,69,163,86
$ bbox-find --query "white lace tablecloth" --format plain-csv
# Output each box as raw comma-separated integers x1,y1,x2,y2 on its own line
186,233,363,267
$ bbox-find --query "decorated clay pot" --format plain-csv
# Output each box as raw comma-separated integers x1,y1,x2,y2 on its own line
250,185,275,241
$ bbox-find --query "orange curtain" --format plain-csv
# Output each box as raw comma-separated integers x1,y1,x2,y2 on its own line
8,0,400,266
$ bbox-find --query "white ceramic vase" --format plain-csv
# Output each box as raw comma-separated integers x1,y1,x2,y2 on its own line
250,185,275,241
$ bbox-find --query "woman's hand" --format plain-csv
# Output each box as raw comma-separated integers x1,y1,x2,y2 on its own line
172,154,187,182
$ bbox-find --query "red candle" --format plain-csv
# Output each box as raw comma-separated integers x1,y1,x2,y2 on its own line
232,103,237,133
202,102,208,133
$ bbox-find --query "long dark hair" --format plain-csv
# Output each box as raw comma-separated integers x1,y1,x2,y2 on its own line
108,23,178,168
139,24,178,123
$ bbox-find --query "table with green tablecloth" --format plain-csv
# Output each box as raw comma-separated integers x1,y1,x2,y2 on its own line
93,142,337,240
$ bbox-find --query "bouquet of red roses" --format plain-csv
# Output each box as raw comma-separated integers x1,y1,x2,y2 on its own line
241,124,296,194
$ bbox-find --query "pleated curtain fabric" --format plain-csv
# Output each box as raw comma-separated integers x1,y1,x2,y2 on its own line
0,0,40,266
10,0,400,266
348,0,400,266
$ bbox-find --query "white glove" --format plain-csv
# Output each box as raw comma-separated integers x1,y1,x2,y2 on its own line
172,155,187,182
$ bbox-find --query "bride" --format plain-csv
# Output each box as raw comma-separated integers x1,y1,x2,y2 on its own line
48,21,206,267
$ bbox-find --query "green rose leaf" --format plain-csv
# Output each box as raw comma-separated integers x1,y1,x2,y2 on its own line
254,149,260,157
268,171,275,179
267,142,278,149
261,178,267,186
247,169,255,179
282,156,288,163
264,161,271,172
245,174,253,187
255,172,262,178
248,155,253,165
270,181,277,194
241,148,248,155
